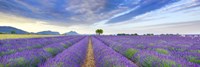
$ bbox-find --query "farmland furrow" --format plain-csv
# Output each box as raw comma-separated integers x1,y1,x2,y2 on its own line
95,36,200,67
0,36,85,67
82,37,96,67
0,36,78,56
92,37,138,67
39,36,89,67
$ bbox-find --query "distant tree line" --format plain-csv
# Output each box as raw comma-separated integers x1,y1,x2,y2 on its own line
117,33,138,36
0,31,16,34
116,33,182,36
0,31,36,35
11,31,16,34
94,29,181,36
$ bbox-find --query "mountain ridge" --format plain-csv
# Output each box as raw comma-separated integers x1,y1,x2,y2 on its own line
64,31,79,35
0,26,28,34
36,30,60,35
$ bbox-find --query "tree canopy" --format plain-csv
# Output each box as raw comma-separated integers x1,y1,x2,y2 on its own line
96,29,103,35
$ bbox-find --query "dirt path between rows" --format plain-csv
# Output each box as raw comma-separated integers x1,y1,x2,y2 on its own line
82,37,96,67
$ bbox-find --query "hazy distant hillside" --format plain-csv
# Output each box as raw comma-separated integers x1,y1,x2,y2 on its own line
37,31,60,35
64,31,79,35
0,26,28,34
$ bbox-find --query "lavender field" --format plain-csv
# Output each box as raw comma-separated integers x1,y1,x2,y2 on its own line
0,35,199,67
1,0,200,67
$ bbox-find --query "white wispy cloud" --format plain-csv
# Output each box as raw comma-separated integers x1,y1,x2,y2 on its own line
64,0,133,24
92,0,200,34
0,0,200,34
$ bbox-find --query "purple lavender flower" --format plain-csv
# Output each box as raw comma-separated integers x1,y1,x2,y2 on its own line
92,37,138,67
39,37,88,67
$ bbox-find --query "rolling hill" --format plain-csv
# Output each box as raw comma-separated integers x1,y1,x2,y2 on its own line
0,26,28,34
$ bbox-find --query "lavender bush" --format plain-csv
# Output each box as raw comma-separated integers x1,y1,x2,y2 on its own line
39,37,89,67
92,37,138,67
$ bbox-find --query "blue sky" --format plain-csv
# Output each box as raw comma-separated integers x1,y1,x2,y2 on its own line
0,0,200,34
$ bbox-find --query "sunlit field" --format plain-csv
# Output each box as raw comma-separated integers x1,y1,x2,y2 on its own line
0,34,60,39
0,35,199,67
0,0,200,67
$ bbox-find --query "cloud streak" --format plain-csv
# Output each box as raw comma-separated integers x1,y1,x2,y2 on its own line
107,0,179,23
0,0,200,34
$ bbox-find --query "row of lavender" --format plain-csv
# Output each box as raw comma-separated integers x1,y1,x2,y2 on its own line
0,36,80,56
1,35,199,67
0,36,85,67
40,37,139,67
40,37,89,67
95,35,200,67
91,37,138,67
0,35,137,67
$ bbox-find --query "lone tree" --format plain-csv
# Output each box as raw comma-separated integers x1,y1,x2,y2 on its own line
96,29,103,35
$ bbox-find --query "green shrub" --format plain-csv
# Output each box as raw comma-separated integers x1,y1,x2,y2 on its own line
188,57,200,64
198,50,200,53
8,57,26,66
141,56,159,67
0,64,4,67
0,50,16,56
162,60,181,67
62,44,68,48
44,48,57,56
139,56,181,67
156,48,169,54
125,48,138,59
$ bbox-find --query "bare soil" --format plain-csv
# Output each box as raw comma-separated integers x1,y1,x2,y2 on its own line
82,38,96,67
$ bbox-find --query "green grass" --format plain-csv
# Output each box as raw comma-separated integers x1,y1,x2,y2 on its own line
9,57,25,63
0,49,16,56
139,56,181,67
0,34,59,39
0,64,4,67
141,56,157,67
6,57,42,67
125,48,138,59
156,48,169,54
188,57,200,64
44,48,58,56
198,50,200,53
162,60,181,67
61,44,68,48
8,57,26,66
